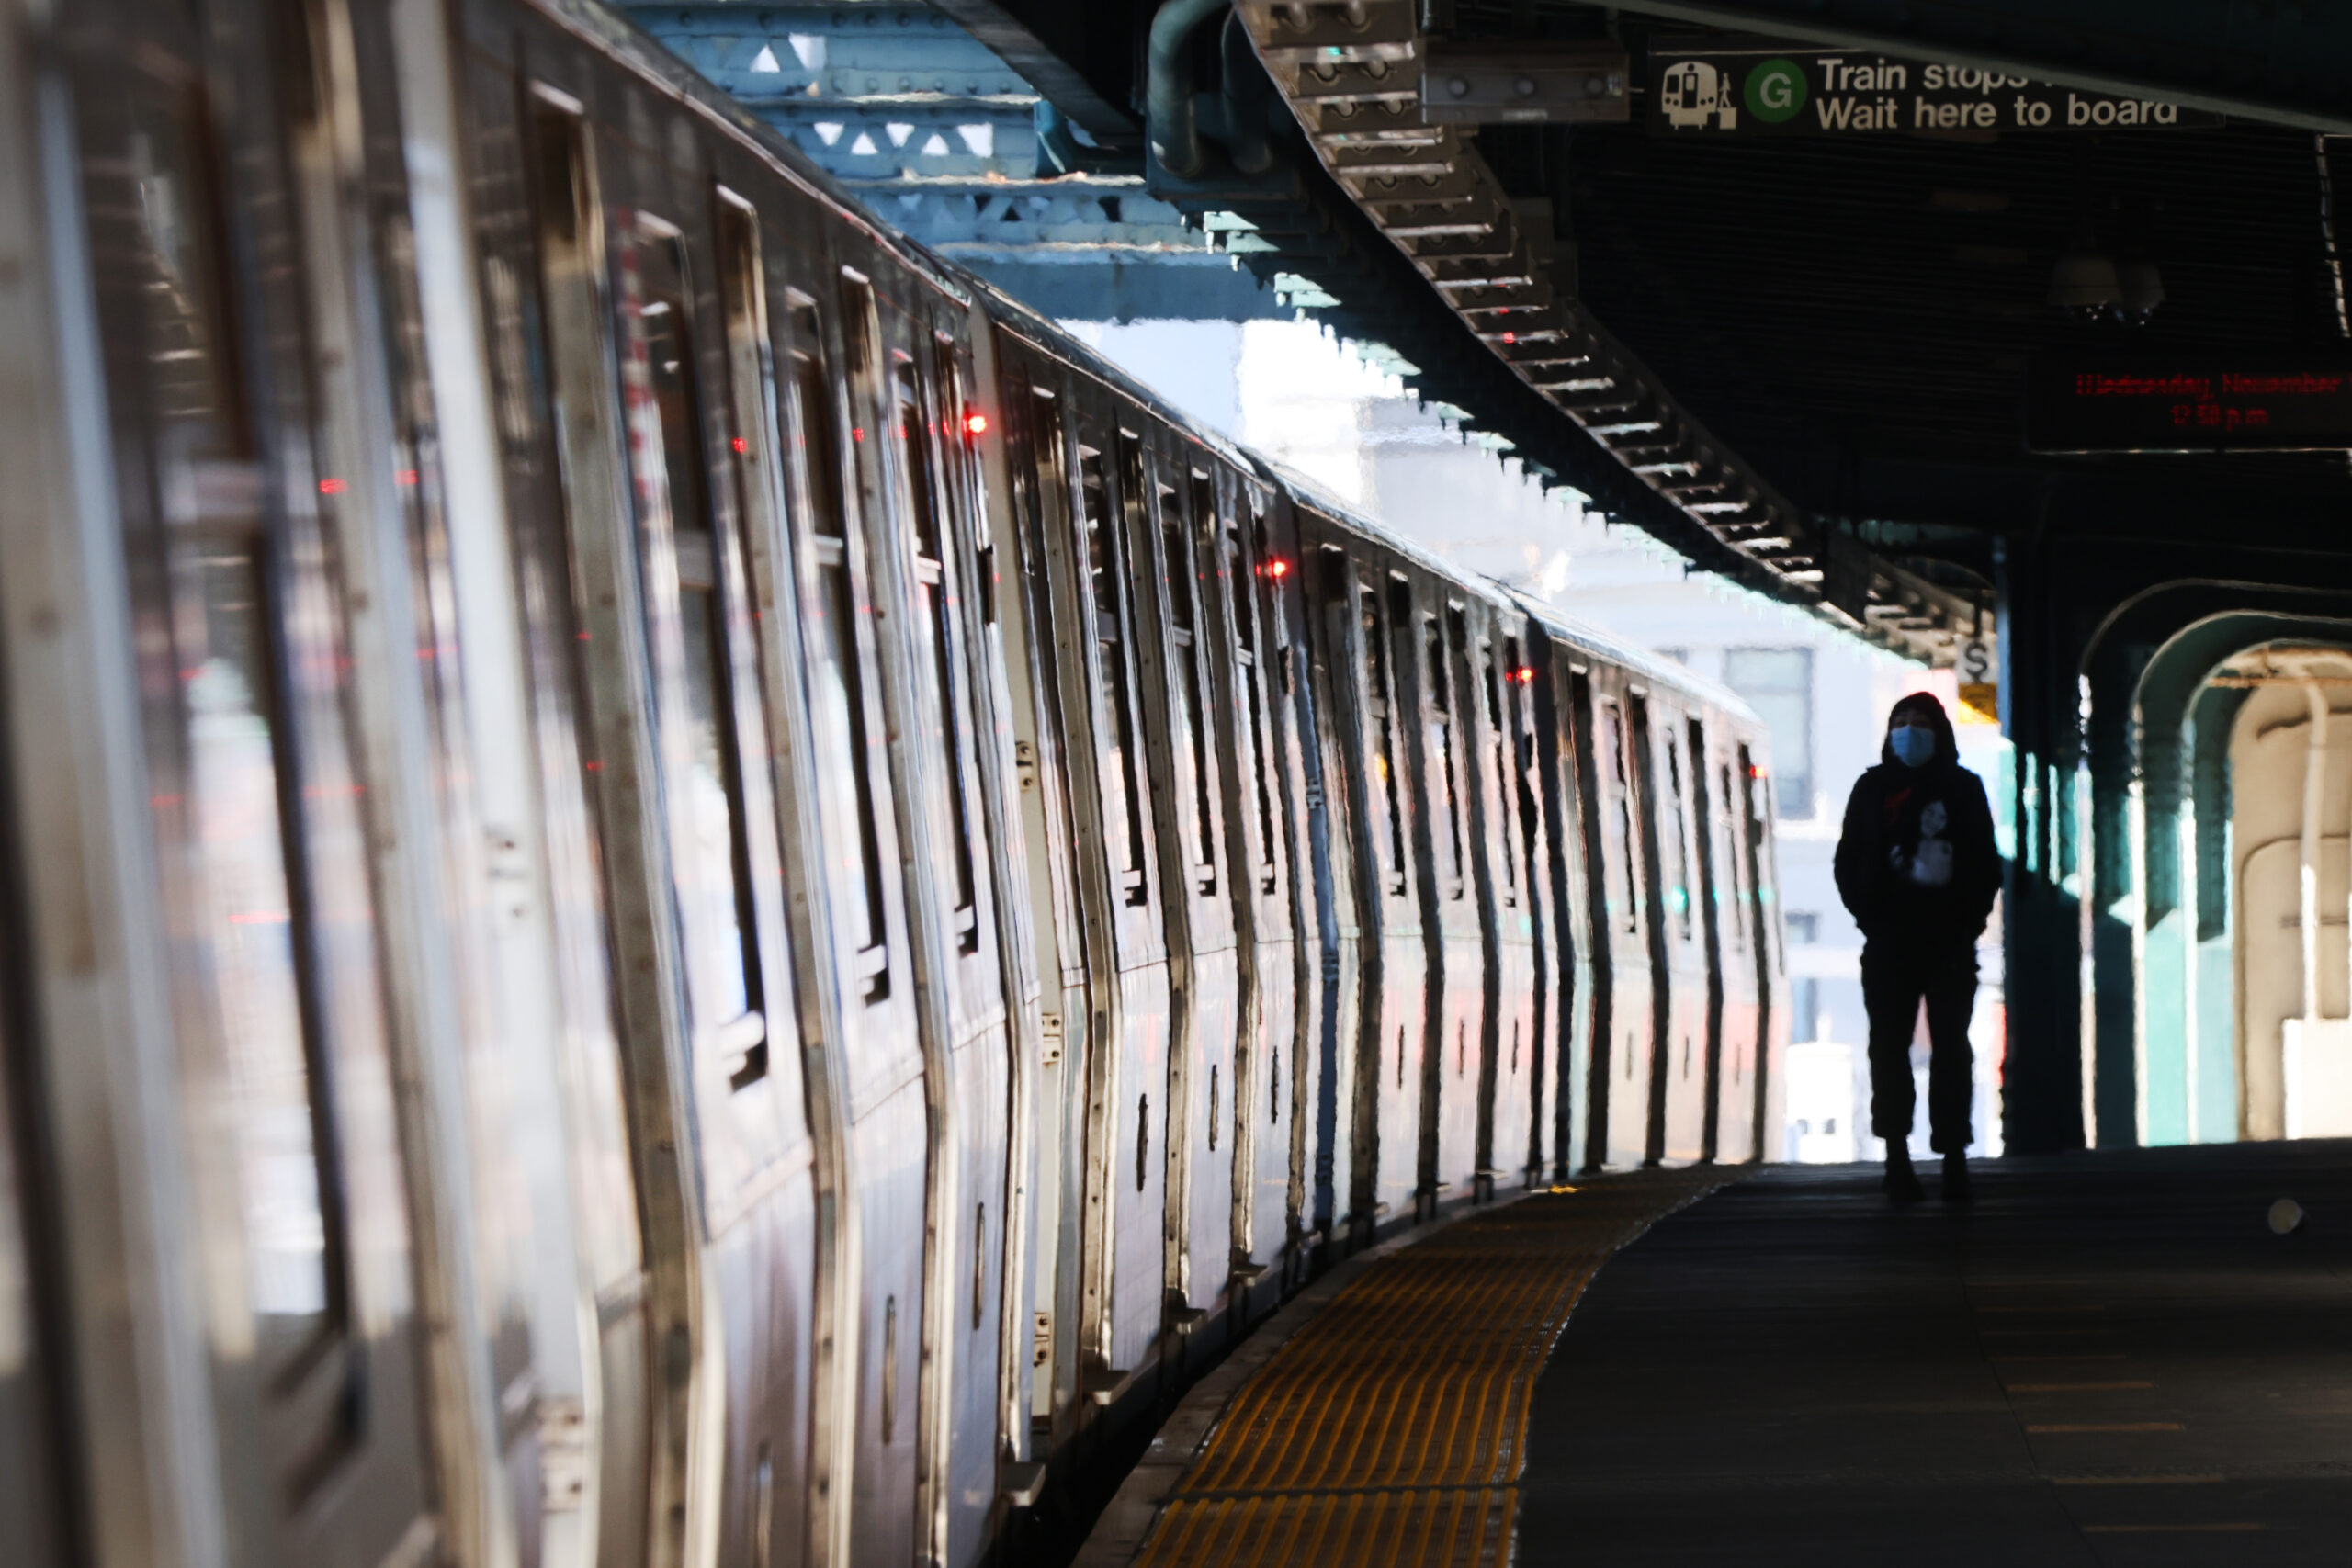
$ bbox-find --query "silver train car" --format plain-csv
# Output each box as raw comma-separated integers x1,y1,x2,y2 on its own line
0,0,1788,1562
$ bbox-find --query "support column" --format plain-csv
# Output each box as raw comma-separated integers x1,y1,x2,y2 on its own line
2188,683,2246,1140
2086,637,2153,1149
2137,681,2192,1146
2000,536,2087,1152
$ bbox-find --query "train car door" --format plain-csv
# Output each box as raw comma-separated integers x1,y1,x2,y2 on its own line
1685,715,1730,1161
983,349,1091,1438
1201,478,1303,1298
1119,434,1240,1353
960,319,1062,1493
1246,494,1334,1268
1400,593,1483,1212
739,252,921,1566
1742,742,1792,1159
711,176,881,1568
1702,716,1762,1163
1535,647,1600,1179
484,73,662,1567
943,321,1052,1536
904,306,1026,1567
57,7,440,1558
526,80,833,1568
1272,499,1358,1249
1466,611,1547,1190
1588,674,1658,1169
833,255,1019,1565
614,190,817,1568
1637,694,1711,1164
1058,387,1175,1402
1303,531,1429,1236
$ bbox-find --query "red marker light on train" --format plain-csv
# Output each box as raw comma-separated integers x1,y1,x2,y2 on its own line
1261,558,1291,580
1512,666,1536,685
318,477,345,495
1501,332,1517,344
731,437,747,454
964,412,989,436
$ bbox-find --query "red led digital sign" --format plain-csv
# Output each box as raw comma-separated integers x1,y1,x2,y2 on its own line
2027,357,2352,453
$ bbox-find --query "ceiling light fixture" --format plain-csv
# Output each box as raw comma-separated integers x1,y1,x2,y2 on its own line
2049,221,2123,323
2115,255,2165,325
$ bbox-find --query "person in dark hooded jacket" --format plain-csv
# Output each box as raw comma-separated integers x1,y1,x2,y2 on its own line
1834,693,2000,1201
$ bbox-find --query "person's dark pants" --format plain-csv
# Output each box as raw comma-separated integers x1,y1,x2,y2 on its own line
1860,941,1977,1156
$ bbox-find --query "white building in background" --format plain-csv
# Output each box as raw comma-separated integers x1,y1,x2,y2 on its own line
1064,318,2007,1163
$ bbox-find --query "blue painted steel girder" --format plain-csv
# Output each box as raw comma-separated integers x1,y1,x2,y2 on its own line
623,3,1283,321
634,2,1040,179
650,2,1032,99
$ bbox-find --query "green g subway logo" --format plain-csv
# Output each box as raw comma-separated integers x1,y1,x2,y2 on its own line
1745,58,1807,122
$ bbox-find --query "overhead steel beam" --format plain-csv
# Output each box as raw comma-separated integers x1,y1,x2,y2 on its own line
922,0,1140,145
1228,0,1979,663
1613,1,2352,134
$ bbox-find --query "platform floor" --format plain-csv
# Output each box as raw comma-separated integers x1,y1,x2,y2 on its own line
1115,1168,1722,1568
1521,1142,2352,1565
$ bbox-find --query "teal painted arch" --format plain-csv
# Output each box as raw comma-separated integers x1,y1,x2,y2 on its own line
2129,604,2352,1145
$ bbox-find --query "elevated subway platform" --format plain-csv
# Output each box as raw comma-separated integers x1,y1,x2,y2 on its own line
1088,1143,2352,1566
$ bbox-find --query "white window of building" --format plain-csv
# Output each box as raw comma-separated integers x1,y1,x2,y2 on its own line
1724,647,1814,818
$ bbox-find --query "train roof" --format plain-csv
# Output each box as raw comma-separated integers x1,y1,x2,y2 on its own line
1259,457,1518,611
970,280,1264,481
1263,461,1759,724
1507,590,1764,728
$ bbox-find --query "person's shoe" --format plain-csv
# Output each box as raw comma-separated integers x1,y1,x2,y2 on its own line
1883,1150,1925,1203
1941,1153,1973,1204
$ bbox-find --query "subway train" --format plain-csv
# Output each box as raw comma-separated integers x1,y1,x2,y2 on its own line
0,0,1788,1563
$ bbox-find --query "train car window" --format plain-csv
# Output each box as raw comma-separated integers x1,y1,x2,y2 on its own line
1216,494,1280,897
938,345,997,626
714,198,815,1085
189,547,344,1351
1663,729,1694,941
1136,446,1214,897
524,96,646,1281
1360,580,1408,897
1721,761,1748,951
1481,639,1519,908
1077,446,1149,906
1430,607,1465,899
787,297,890,1000
110,92,351,1387
895,357,979,950
1252,506,1294,695
1737,742,1769,950
1601,699,1638,935
1508,637,1542,900
628,229,769,1063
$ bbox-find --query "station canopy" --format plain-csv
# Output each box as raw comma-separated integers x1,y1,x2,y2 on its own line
909,0,2352,665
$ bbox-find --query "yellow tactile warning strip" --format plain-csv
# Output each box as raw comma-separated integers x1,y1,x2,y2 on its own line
1133,1171,1726,1568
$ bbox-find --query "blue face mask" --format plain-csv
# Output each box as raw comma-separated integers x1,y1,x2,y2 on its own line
1889,723,1935,768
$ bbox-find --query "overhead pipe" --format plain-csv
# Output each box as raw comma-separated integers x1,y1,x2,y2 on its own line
1148,0,1230,179
1219,9,1275,175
